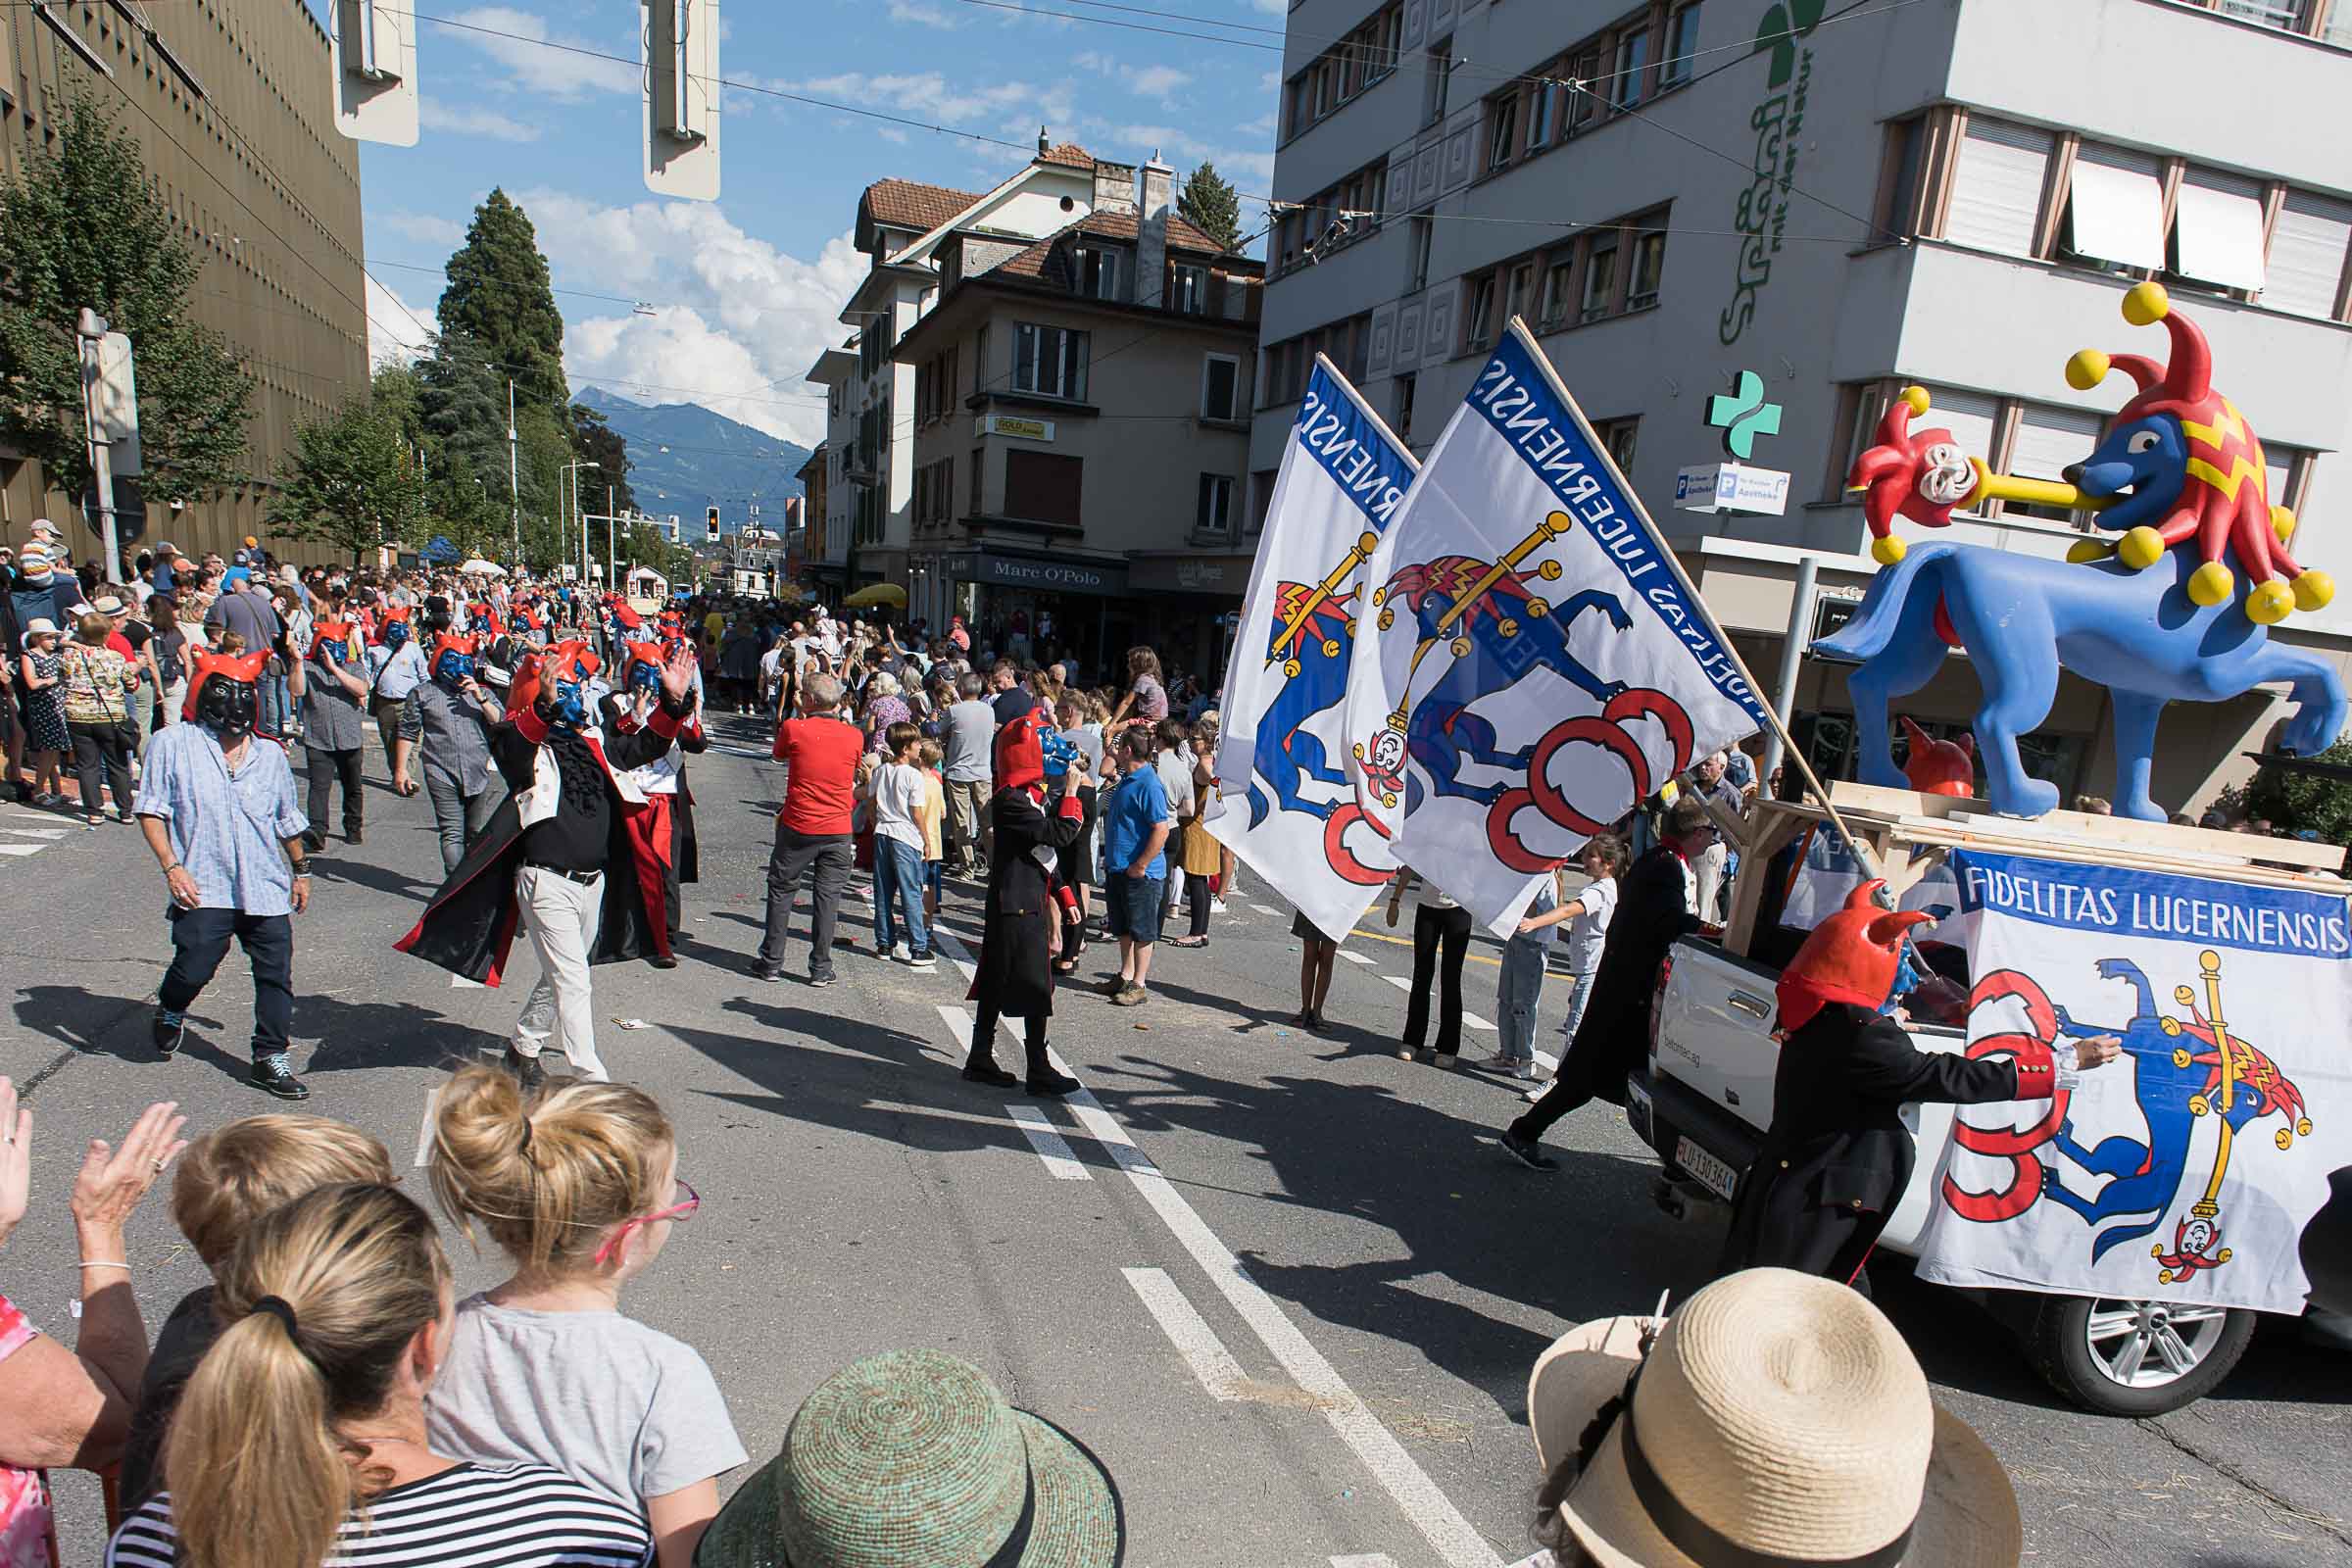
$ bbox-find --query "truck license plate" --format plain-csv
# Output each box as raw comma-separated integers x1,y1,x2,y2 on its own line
1676,1137,1739,1201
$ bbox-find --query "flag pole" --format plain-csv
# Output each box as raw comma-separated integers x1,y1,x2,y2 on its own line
1500,317,1882,878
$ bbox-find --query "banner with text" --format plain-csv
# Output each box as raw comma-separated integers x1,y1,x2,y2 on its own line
1915,850,2351,1314
1339,320,1768,932
1208,357,1418,943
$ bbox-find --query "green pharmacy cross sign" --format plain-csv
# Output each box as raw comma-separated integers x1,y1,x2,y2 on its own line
1706,369,1784,461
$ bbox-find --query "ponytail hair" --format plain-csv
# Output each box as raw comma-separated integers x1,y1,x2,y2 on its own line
428,1062,673,1276
165,1184,447,1568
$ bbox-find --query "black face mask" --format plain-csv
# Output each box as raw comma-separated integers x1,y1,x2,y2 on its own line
196,676,258,738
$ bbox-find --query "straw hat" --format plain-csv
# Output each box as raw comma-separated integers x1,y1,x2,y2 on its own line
696,1349,1121,1568
1527,1269,2020,1568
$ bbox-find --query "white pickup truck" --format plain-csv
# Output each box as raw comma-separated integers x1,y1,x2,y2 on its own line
1625,791,2351,1417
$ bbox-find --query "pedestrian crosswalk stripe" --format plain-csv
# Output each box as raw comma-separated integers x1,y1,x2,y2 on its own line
1340,952,1376,965
1330,1556,1399,1568
1383,973,1411,991
1124,1266,1246,1399
412,1085,442,1168
450,973,484,989
3,828,70,839
1462,1010,1495,1033
1250,903,1280,917
0,844,42,858
1008,1105,1092,1181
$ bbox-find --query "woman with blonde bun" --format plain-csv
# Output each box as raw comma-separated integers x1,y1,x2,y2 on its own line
425,1065,744,1568
107,1182,652,1568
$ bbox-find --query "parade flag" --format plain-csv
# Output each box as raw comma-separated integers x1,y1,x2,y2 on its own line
1208,357,1418,943
1340,320,1769,931
1915,851,2351,1315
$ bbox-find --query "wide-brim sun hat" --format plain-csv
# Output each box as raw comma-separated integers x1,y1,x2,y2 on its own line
1528,1268,2020,1568
696,1349,1121,1568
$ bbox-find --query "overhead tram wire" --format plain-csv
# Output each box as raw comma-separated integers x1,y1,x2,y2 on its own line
368,258,656,312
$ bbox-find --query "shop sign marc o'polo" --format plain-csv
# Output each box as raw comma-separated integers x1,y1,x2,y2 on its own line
945,552,1128,596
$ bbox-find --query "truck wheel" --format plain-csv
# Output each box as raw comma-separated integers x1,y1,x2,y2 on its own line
2023,1294,2255,1415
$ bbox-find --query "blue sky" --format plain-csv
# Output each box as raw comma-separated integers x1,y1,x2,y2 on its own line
325,1,1287,447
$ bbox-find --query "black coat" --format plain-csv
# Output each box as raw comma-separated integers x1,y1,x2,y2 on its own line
971,783,1085,1019
1718,1003,2037,1284
1556,845,1701,1102
396,701,692,984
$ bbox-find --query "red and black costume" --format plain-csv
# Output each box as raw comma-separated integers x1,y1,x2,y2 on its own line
964,710,1085,1096
1717,881,2061,1290
601,639,709,966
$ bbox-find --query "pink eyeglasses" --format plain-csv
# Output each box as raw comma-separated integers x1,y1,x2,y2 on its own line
594,1177,700,1266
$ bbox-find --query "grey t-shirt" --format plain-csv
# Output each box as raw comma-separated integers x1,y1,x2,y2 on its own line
424,1293,748,1511
942,699,997,784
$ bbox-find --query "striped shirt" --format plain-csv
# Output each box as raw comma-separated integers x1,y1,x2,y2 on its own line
105,1461,654,1568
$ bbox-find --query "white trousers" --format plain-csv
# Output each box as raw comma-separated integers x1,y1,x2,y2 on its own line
512,865,608,1080
1691,839,1730,924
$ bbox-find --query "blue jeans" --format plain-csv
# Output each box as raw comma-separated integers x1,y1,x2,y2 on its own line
260,670,290,732
873,837,931,957
1495,932,1548,1063
1106,871,1165,945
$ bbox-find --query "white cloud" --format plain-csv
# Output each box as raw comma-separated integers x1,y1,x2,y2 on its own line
434,6,637,100
373,210,466,249
1126,65,1192,102
517,189,865,447
1097,121,1273,186
887,0,965,26
420,96,545,142
366,272,441,368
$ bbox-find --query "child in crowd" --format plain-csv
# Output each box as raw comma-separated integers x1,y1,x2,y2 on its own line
1290,909,1338,1033
866,720,936,967
427,1064,747,1567
914,738,948,924
1514,833,1629,1101
120,1115,397,1512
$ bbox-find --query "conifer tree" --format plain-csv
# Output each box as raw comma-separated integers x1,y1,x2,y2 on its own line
1177,163,1245,254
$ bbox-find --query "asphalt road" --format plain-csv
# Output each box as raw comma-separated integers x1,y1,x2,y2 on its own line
2,713,2345,1567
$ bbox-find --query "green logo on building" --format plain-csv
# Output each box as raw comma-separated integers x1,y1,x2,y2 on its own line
1706,370,1783,460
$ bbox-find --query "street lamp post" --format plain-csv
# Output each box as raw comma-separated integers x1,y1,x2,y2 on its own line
508,379,520,567
560,460,600,585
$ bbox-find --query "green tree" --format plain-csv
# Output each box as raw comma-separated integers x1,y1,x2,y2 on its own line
569,404,637,515
371,362,426,449
438,190,568,415
1176,162,1244,254
0,93,255,505
267,401,422,565
2235,740,2352,850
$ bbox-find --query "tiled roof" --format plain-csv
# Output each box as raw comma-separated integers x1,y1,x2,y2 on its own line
861,177,984,234
1069,208,1233,257
1038,141,1093,169
984,211,1260,290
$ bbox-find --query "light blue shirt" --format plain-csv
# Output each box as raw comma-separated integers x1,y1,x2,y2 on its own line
134,724,309,915
373,640,428,701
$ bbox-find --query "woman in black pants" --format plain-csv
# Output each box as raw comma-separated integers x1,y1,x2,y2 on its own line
60,612,140,825
1387,866,1471,1065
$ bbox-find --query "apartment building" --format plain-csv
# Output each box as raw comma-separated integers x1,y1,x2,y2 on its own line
1258,0,2352,812
890,156,1263,677
0,0,369,564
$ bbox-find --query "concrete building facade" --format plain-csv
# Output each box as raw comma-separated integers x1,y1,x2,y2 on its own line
0,0,368,567
1257,0,2352,814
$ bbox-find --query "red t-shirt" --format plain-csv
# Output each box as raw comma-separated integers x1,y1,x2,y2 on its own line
772,716,864,836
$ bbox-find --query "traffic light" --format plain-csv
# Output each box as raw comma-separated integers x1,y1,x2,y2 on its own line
706,506,721,543
331,0,419,147
643,0,720,201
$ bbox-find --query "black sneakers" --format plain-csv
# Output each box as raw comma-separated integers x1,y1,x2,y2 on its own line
961,1059,1018,1089
1026,1068,1082,1099
1495,1129,1558,1171
152,1006,186,1058
250,1056,310,1101
749,959,786,983
501,1046,548,1092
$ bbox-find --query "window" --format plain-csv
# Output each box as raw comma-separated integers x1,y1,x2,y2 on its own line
1942,118,2053,261
1077,246,1121,301
1526,79,1559,152
1872,117,1927,244
974,325,989,393
1200,354,1240,420
1406,216,1433,292
1485,92,1518,171
1395,371,1418,443
2063,143,2166,272
1596,416,1640,474
1503,261,1536,326
1424,36,1452,126
1197,474,1235,537
1565,47,1602,134
1463,271,1496,351
1012,323,1089,400
2006,403,2104,522
1582,235,1619,321
2263,444,2303,517
2264,190,2352,319
2214,0,2302,29
1661,4,1700,89
1250,468,1278,535
1172,263,1208,315
1540,254,1575,328
970,446,984,512
1613,26,1650,108
2170,168,2267,292
1627,227,1666,310
1003,450,1083,527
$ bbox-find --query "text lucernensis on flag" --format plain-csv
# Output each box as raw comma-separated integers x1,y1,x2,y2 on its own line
1340,320,1770,931
1208,357,1418,945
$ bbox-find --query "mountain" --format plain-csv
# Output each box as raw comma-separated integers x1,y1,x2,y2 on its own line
572,386,811,534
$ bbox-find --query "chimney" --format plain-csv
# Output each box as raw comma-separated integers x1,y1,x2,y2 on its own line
1091,158,1137,216
1038,125,1050,155
1137,150,1174,309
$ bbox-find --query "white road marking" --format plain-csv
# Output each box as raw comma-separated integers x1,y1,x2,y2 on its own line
0,844,43,858
1534,1049,1559,1074
1054,1074,1502,1568
1340,951,1377,966
1250,902,1281,917
1383,973,1411,991
1009,1104,1092,1181
2,828,70,839
1463,1010,1496,1033
450,973,484,989
930,924,980,984
1123,1266,1246,1399
1331,1557,1400,1568
412,1085,442,1167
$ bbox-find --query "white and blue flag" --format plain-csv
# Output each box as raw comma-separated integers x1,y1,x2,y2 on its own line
1341,320,1769,932
1208,357,1418,945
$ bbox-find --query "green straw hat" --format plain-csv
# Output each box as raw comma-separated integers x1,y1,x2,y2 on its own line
696,1349,1122,1568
